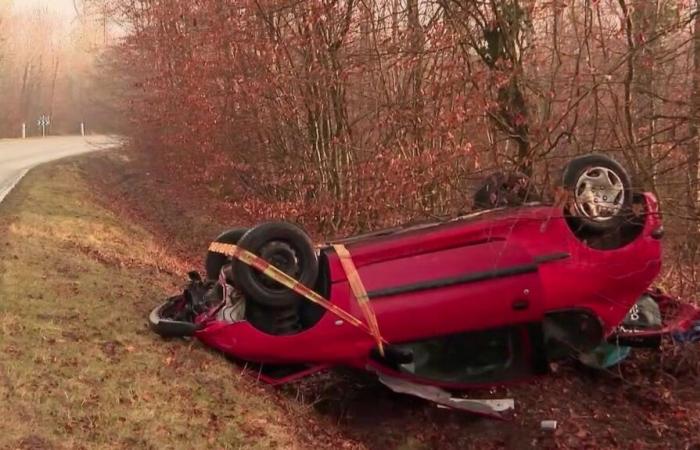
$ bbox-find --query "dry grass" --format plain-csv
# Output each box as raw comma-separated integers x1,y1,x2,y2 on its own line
0,161,320,450
6,155,698,450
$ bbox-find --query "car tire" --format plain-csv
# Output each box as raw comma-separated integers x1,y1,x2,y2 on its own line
562,154,632,233
233,221,319,309
205,227,249,281
245,303,302,335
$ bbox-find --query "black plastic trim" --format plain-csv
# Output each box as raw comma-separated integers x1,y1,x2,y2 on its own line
533,252,570,264
651,226,664,240
149,301,203,338
607,333,662,348
367,252,569,300
367,263,535,299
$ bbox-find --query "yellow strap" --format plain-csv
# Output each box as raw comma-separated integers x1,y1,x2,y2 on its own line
209,242,386,341
332,244,385,356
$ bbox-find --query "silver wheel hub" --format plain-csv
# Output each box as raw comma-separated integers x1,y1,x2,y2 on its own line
574,166,624,221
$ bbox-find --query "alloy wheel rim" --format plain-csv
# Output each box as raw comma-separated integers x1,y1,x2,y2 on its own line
574,166,624,222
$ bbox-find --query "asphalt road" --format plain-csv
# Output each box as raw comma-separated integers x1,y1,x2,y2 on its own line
0,135,119,203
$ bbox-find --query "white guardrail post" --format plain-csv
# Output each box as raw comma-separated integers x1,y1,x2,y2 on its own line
22,123,26,139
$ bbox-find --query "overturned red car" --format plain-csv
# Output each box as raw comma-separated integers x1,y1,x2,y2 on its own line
150,154,700,416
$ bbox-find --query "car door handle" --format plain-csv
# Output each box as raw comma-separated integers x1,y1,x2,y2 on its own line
512,299,530,311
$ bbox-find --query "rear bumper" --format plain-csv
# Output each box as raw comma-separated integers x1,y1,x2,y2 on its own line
609,290,700,347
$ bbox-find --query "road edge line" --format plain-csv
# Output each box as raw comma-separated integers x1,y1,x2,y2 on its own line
0,168,31,205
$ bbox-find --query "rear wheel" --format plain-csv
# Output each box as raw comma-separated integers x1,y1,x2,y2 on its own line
562,154,632,233
233,221,319,309
205,227,248,281
245,303,302,335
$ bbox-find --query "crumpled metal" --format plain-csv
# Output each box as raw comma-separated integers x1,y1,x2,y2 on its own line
672,321,700,344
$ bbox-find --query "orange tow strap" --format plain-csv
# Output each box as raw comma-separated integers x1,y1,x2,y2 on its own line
332,244,385,356
208,242,386,343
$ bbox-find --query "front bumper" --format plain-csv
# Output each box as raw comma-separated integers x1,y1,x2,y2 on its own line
148,297,203,338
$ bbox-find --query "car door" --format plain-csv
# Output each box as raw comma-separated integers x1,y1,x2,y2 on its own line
355,239,546,344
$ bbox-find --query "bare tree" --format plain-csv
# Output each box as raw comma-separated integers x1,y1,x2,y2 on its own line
689,0,700,257
439,0,533,173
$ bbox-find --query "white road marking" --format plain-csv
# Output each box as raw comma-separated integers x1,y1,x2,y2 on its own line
0,168,30,204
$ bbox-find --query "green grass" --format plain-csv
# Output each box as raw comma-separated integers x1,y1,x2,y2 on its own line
0,161,308,450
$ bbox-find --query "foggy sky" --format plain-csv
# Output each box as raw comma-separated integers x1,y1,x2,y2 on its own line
12,0,77,17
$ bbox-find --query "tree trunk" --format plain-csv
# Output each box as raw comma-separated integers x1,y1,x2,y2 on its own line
407,0,425,155
689,1,700,233
632,0,658,189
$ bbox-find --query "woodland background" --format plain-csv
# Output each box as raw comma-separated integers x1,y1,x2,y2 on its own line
1,0,700,295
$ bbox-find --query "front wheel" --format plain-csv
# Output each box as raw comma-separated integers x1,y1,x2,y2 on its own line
233,221,319,309
205,227,249,281
562,154,632,233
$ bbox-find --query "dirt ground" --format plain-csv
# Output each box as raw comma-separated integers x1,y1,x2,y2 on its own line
1,151,699,449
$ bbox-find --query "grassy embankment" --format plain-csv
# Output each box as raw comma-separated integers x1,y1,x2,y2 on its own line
0,160,330,450
2,153,700,450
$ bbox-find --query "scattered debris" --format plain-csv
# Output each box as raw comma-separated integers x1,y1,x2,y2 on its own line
377,372,514,420
540,420,558,431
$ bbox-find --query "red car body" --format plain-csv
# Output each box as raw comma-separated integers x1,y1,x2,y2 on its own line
193,193,664,378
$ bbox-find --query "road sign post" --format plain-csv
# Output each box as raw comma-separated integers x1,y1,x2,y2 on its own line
37,115,50,138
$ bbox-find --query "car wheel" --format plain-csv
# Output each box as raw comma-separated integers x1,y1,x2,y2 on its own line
205,227,249,281
562,154,632,232
233,221,319,309
245,303,302,335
